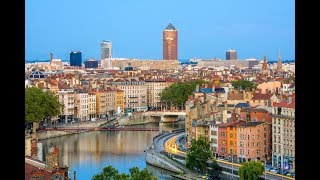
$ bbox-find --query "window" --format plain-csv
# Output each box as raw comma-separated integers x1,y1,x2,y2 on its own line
251,135,254,140
230,133,233,138
278,127,281,133
257,149,260,155
240,141,243,147
264,139,267,145
248,150,250,155
251,142,254,147
257,142,260,147
230,141,234,146
222,140,226,144
264,132,266,138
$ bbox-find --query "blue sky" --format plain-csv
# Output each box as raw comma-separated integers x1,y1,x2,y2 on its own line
26,0,294,61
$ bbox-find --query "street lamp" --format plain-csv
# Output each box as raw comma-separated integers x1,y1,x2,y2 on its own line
231,152,234,179
264,160,266,180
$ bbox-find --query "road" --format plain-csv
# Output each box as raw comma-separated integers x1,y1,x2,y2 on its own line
163,133,295,180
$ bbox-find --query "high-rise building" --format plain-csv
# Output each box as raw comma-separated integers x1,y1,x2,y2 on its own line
226,49,237,60
84,59,98,68
70,51,82,67
163,23,178,60
101,40,112,59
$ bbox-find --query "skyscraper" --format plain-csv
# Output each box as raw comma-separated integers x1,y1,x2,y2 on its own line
70,51,82,67
101,40,112,60
163,23,178,60
226,49,237,60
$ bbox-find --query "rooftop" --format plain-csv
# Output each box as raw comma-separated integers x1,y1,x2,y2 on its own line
164,23,176,30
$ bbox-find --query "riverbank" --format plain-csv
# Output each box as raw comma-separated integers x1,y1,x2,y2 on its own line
117,113,160,126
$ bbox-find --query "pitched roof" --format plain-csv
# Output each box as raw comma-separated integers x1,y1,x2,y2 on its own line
288,83,295,88
235,103,251,108
228,92,244,100
273,99,295,109
238,121,266,127
165,23,176,30
252,93,274,100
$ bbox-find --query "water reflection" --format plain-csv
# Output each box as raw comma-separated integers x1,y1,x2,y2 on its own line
41,121,184,180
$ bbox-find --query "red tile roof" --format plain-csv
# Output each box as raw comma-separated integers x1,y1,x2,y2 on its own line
273,99,295,109
252,93,273,100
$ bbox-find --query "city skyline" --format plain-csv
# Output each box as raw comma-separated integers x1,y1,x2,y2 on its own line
26,0,294,61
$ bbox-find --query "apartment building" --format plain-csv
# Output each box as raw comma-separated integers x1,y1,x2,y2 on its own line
57,89,75,123
112,80,147,112
237,121,271,163
88,93,96,119
115,89,125,114
74,92,89,121
145,79,169,110
272,96,295,171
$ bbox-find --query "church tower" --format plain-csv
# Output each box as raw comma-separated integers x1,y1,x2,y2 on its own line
262,55,269,75
276,49,283,72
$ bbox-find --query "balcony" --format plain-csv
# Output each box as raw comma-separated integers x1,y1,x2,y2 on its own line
272,114,295,119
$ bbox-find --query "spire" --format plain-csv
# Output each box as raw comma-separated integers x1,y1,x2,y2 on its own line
164,23,176,30
262,55,269,75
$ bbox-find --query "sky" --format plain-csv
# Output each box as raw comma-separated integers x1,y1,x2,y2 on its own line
26,0,295,61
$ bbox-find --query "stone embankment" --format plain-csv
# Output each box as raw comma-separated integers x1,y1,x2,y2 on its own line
117,113,160,126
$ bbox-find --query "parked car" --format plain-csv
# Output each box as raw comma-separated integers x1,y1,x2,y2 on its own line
286,172,295,177
269,168,279,173
265,165,272,171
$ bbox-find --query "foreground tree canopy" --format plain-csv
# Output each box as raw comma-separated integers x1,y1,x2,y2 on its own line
25,87,63,123
231,80,257,91
160,79,207,105
186,136,213,174
238,161,265,180
92,165,157,180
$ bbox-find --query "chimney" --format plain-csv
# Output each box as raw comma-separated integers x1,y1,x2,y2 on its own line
31,139,38,159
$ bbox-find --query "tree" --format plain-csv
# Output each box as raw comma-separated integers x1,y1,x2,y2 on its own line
186,136,212,174
25,87,63,123
91,165,157,180
160,80,206,106
103,165,119,179
238,161,265,180
231,80,257,91
207,160,222,178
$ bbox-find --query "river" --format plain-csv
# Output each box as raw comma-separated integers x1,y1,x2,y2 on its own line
41,121,185,180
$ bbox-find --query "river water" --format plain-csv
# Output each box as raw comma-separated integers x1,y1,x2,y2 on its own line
41,121,184,180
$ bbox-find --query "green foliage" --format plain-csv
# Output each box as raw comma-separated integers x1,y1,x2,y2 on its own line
231,80,257,91
25,87,63,123
103,165,119,179
160,80,207,105
92,173,104,180
186,136,212,174
91,166,157,180
238,161,265,180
